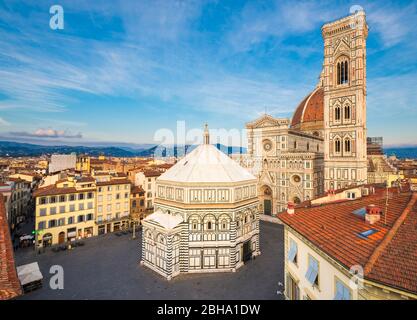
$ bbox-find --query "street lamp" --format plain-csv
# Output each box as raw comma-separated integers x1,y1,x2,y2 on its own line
132,220,136,240
32,229,43,252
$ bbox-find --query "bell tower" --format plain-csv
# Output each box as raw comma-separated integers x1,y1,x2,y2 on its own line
322,10,368,190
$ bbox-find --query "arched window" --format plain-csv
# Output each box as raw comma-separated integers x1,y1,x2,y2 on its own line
345,139,351,153
220,219,229,230
294,141,297,149
337,59,349,85
307,142,310,151
335,106,341,121
344,61,348,83
335,139,341,153
344,105,351,120
337,62,341,85
207,221,212,230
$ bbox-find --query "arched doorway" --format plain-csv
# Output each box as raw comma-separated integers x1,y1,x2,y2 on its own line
42,233,53,247
260,185,273,216
293,196,301,205
58,232,65,244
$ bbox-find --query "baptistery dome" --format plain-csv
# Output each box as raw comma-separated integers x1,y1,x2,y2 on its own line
141,125,261,280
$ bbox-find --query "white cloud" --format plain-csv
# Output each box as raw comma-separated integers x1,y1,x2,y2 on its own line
10,128,83,139
225,0,340,53
0,117,11,126
367,2,417,48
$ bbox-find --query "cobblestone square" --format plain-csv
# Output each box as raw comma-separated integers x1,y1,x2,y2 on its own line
15,221,284,300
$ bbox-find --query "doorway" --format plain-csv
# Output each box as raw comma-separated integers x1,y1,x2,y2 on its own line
260,185,273,216
242,240,252,262
42,233,52,247
58,232,65,244
264,199,272,215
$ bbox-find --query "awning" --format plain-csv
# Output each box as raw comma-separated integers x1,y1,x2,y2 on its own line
16,262,43,286
20,235,34,241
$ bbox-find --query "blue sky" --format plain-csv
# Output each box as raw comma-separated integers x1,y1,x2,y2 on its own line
0,0,416,146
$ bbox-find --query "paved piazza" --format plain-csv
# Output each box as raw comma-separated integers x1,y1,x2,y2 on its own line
15,221,284,300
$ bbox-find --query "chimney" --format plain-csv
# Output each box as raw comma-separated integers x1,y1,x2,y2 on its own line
287,201,295,215
365,204,382,224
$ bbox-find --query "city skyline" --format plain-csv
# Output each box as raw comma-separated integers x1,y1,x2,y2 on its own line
0,0,416,146
1,3,417,303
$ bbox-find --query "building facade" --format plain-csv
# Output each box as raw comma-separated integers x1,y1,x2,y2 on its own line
239,116,324,214
95,177,131,235
135,170,161,211
279,185,417,300
0,178,31,231
33,176,97,247
33,174,131,246
141,126,260,280
48,154,77,174
236,11,370,214
130,185,146,225
322,10,368,190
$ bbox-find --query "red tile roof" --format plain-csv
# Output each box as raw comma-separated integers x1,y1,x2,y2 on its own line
143,170,161,177
131,186,145,194
33,185,78,197
0,194,22,300
96,179,131,186
76,176,96,183
278,191,417,295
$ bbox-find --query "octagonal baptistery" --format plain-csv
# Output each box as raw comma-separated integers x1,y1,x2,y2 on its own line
141,126,260,280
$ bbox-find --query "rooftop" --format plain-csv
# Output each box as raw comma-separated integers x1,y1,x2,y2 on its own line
279,190,417,295
291,87,324,130
158,134,256,185
0,194,22,300
143,209,183,229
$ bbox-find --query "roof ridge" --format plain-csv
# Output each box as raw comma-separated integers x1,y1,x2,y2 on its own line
364,193,417,276
0,194,22,300
300,87,320,124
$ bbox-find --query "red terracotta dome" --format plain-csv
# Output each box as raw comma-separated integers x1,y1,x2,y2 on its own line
291,87,324,134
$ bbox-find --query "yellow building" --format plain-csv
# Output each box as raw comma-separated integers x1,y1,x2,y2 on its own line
33,176,97,247
95,176,131,235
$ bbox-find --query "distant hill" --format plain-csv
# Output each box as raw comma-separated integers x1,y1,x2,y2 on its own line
0,141,246,158
0,141,137,157
384,147,417,159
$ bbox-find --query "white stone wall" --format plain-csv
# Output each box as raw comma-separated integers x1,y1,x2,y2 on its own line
284,227,358,300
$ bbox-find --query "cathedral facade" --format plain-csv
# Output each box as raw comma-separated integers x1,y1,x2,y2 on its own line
235,10,369,215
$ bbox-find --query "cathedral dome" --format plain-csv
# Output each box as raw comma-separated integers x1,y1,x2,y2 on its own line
291,87,324,135
158,143,256,184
